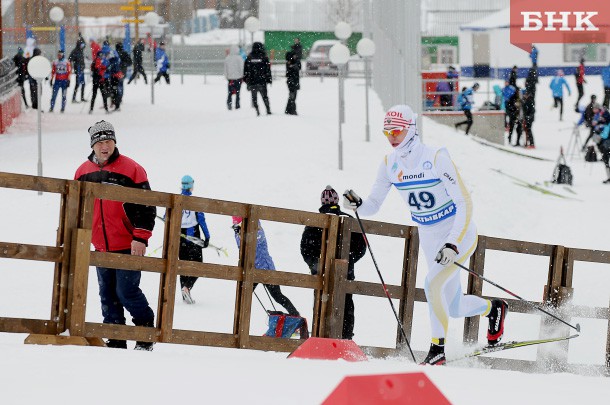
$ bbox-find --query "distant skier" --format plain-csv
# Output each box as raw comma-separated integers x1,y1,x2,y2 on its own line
455,83,479,135
343,104,508,365
68,39,87,103
575,58,586,112
154,42,170,84
128,39,147,84
224,45,244,110
232,217,299,316
550,70,571,121
243,42,272,116
49,49,72,113
177,175,211,304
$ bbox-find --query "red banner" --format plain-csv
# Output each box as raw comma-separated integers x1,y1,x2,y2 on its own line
510,0,610,52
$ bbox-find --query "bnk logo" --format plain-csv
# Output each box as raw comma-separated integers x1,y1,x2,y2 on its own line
510,0,610,52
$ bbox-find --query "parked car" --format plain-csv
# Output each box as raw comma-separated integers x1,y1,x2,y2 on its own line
305,40,342,75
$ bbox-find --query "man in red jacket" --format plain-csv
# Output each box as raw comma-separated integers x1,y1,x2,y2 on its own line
74,120,156,350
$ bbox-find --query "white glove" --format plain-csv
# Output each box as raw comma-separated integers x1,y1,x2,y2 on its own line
342,189,362,210
435,244,458,266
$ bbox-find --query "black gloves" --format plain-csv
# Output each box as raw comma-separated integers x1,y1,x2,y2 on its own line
203,238,210,248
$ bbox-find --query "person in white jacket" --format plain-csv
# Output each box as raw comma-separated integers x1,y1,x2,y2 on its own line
343,104,508,365
224,45,245,110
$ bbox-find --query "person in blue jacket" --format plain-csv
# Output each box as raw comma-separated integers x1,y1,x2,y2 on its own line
178,175,211,304
602,63,610,109
454,83,479,135
232,216,299,316
550,70,571,121
529,45,538,66
154,42,170,84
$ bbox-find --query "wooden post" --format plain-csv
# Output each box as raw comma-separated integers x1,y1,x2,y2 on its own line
327,259,349,339
55,180,81,333
237,207,259,349
68,228,92,336
399,226,418,345
157,194,183,342
463,235,487,344
317,215,340,338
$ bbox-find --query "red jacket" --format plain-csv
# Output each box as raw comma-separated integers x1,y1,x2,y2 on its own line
74,149,156,252
577,64,585,85
93,57,107,82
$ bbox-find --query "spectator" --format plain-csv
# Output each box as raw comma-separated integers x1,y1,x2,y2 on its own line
177,175,211,304
601,62,610,109
154,42,170,84
455,83,479,135
24,37,36,58
502,81,518,144
436,79,452,108
447,66,459,106
106,48,122,110
49,50,72,113
69,39,87,103
508,65,518,87
113,43,131,111
12,47,29,108
582,95,599,150
529,45,538,66
550,70,571,121
232,217,300,316
575,58,586,111
89,51,109,114
89,38,100,60
74,120,156,350
128,39,147,84
493,84,504,112
512,90,524,147
300,186,366,339
596,122,610,183
28,48,42,109
524,66,538,99
285,50,301,115
243,42,272,116
291,38,303,61
522,91,536,149
224,45,244,110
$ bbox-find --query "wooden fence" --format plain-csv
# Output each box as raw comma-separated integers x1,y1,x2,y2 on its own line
0,171,608,373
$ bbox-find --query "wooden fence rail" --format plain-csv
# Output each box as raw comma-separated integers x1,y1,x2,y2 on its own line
0,171,609,373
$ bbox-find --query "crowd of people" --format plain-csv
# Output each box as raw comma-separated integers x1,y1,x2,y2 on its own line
224,38,302,116
11,34,170,114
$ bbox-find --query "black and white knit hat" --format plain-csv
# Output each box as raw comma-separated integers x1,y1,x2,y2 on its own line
321,185,339,205
89,120,116,147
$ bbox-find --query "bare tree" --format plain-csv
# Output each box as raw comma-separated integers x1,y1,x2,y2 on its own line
326,0,361,27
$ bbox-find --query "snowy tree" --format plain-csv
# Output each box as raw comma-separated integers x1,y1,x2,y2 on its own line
325,0,361,27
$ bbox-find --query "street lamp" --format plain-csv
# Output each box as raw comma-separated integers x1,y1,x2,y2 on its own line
144,11,160,105
27,55,52,194
357,38,376,142
329,42,350,170
49,6,64,52
244,16,260,45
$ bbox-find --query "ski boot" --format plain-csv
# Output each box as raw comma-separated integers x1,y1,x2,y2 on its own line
106,339,127,349
487,299,509,345
181,286,195,304
420,340,446,366
134,341,154,351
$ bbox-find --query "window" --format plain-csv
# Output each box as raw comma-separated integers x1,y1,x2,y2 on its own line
563,44,608,63
438,46,457,64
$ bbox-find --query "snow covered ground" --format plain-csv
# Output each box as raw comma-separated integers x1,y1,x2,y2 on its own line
1,73,610,403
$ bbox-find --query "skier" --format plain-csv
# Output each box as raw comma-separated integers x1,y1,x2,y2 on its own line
178,175,211,304
550,70,571,121
154,42,170,84
127,39,147,84
575,58,586,112
343,104,508,365
455,83,478,135
49,50,72,113
232,217,300,316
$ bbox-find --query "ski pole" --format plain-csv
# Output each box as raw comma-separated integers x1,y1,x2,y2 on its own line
351,209,417,362
260,284,277,311
453,261,581,332
253,290,269,314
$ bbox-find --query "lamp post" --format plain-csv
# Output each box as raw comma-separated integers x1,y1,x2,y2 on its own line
357,38,376,142
144,11,160,105
330,21,352,170
244,16,260,45
49,7,64,52
329,43,350,170
27,55,52,194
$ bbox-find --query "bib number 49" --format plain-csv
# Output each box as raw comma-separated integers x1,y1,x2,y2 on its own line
408,191,435,211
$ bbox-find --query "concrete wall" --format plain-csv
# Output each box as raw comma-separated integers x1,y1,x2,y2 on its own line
423,110,505,144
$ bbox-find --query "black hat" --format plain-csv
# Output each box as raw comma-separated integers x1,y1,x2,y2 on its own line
89,120,116,147
321,185,339,205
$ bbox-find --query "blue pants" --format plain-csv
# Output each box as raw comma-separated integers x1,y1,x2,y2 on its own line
50,80,68,111
96,252,155,326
